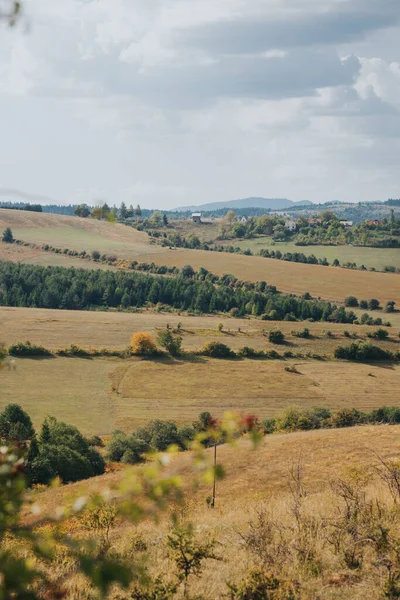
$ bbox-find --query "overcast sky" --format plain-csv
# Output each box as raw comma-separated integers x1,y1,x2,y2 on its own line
0,0,399,208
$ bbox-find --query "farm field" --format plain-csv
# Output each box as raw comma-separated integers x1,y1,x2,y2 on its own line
0,209,399,304
1,354,399,434
1,306,399,354
228,235,400,271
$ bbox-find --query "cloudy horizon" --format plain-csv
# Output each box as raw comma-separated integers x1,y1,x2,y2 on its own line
0,0,399,209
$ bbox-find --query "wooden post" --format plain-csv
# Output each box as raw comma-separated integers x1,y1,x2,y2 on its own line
211,442,217,508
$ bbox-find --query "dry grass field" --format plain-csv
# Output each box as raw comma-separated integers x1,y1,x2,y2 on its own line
2,306,399,350
1,353,399,434
23,424,400,599
0,208,399,304
1,306,399,434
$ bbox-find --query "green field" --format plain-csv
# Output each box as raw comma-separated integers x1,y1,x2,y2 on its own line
229,236,400,271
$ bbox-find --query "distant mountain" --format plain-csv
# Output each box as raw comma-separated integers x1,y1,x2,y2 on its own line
174,197,313,212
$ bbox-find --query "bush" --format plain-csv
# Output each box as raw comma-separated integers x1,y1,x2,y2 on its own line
359,300,368,309
56,344,91,357
87,435,104,447
294,327,311,339
8,341,53,357
275,405,323,432
268,330,285,344
238,346,262,358
329,408,364,428
131,332,157,356
344,296,359,307
368,298,380,310
0,404,35,443
367,328,389,340
91,250,101,261
106,432,149,463
157,329,182,356
334,341,394,362
201,341,236,358
28,416,105,484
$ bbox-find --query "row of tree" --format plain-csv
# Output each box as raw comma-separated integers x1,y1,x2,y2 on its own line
0,260,359,322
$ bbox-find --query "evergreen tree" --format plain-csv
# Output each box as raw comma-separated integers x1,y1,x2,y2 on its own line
2,227,14,243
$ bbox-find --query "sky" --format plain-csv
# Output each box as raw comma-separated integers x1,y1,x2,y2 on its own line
0,0,399,209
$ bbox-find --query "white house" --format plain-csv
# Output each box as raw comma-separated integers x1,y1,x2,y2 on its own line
192,212,202,223
240,216,247,223
340,220,353,227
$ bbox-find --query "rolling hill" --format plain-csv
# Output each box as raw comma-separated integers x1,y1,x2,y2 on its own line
174,196,313,211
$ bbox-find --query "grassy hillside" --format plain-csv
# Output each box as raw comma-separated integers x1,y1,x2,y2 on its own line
23,424,400,599
0,209,399,304
229,236,400,270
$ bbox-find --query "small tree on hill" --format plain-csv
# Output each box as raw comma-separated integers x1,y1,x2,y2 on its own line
157,329,182,356
268,330,285,344
2,227,14,243
131,332,157,356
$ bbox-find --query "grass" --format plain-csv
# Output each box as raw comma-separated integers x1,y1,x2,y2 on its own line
22,424,400,599
1,208,399,305
1,352,399,434
1,306,398,353
228,235,400,271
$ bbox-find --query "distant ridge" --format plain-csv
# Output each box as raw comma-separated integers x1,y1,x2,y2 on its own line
174,197,313,211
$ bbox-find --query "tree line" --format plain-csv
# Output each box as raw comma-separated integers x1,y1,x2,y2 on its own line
0,260,359,322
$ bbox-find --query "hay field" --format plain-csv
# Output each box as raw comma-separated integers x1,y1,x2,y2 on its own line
134,248,400,305
228,235,400,271
1,306,399,353
1,353,399,434
0,209,399,304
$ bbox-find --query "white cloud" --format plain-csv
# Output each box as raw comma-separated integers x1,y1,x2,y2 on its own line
0,0,399,206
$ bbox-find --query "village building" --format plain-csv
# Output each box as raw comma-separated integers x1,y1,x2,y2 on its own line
192,212,202,223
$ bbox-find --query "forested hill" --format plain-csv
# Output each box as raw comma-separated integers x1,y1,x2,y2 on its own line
0,260,359,323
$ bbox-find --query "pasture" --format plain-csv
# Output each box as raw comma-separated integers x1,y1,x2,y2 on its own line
0,208,399,304
229,235,400,271
24,424,400,600
1,306,399,353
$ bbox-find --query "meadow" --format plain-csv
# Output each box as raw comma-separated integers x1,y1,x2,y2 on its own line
1,209,399,305
229,235,400,271
1,306,399,433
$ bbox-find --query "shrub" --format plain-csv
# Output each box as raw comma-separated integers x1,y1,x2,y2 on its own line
106,432,149,463
368,407,400,425
2,227,14,243
368,298,380,310
294,327,311,339
329,408,364,428
131,332,157,356
91,250,101,261
8,341,52,357
262,419,276,434
56,344,91,357
201,341,235,358
359,300,368,309
157,329,182,356
344,296,359,307
239,346,262,358
87,435,104,447
334,341,394,362
0,404,35,443
367,328,389,340
28,416,105,485
268,330,285,344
